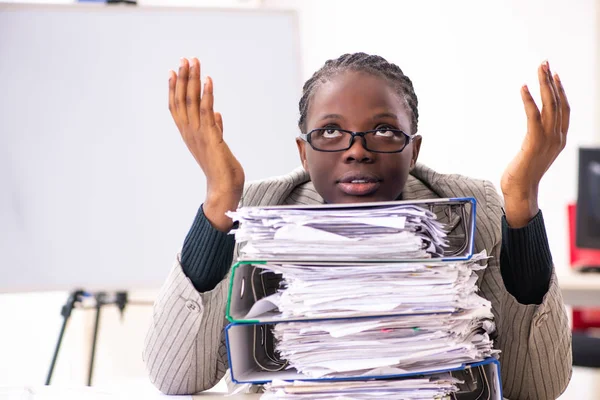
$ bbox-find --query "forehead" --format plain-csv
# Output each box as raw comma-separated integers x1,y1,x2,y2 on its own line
311,71,405,111
307,70,410,129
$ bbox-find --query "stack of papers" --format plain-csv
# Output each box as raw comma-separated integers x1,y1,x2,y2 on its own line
248,253,489,320
262,375,461,400
253,252,497,379
273,311,496,378
225,200,498,399
227,204,448,261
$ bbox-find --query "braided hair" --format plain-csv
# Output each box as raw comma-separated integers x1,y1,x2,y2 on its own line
298,52,419,134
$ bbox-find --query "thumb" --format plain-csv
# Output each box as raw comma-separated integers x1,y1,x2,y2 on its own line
521,85,542,138
214,111,224,133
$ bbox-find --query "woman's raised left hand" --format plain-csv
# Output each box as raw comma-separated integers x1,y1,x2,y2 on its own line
500,61,570,227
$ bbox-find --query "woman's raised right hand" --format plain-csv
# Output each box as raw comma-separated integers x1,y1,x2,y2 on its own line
169,57,245,231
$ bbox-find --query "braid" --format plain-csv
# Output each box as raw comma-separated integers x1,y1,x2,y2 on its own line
298,52,419,134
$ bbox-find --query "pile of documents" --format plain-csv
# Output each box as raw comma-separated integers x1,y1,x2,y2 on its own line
255,254,490,320
273,307,495,378
257,252,496,379
224,200,501,399
261,375,462,400
227,203,447,261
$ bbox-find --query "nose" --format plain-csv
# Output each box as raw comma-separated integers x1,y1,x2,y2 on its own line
343,135,374,163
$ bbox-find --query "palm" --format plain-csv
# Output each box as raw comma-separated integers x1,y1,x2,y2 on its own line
168,57,246,230
501,61,569,201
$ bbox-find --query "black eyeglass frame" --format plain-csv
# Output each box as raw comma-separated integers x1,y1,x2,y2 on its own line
299,128,417,153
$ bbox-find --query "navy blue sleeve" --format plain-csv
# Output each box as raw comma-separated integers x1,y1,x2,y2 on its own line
500,210,553,305
180,205,236,292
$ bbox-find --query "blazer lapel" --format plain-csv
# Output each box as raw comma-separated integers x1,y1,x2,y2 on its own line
281,167,324,206
403,166,462,232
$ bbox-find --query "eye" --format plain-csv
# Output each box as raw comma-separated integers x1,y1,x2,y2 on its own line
374,126,397,138
321,127,343,139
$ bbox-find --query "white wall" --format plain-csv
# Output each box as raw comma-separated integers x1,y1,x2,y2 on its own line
265,0,599,272
1,0,599,398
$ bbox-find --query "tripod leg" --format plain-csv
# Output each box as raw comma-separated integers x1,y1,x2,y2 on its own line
88,292,104,386
45,314,69,385
46,290,84,385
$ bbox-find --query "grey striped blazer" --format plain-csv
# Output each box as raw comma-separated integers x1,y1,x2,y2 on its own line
143,163,571,399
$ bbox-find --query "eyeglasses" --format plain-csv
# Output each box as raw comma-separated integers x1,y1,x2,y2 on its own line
299,128,416,153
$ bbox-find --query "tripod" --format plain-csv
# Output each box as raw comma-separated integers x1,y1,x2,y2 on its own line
45,290,129,386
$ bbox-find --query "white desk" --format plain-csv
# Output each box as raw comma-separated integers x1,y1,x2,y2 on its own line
192,395,260,399
557,271,600,306
0,387,261,399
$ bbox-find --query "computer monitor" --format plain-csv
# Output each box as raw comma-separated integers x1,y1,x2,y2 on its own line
576,147,600,250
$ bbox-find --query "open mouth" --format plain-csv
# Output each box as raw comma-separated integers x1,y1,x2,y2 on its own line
337,173,381,196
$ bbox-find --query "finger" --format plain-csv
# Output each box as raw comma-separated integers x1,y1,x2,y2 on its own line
546,62,562,136
554,73,570,134
187,58,201,128
215,111,224,132
538,61,559,133
168,70,177,120
175,58,189,124
200,76,217,129
521,84,542,135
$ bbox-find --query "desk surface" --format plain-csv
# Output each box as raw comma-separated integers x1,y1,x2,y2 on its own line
0,387,262,399
193,395,260,399
557,270,600,306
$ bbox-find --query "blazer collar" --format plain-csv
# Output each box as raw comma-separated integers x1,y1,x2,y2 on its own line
286,164,461,232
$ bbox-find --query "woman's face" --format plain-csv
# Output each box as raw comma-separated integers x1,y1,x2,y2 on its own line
296,71,422,204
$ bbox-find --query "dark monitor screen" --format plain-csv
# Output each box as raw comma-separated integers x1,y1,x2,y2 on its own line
576,147,600,250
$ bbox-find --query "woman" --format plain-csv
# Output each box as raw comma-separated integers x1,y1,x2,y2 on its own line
143,53,571,399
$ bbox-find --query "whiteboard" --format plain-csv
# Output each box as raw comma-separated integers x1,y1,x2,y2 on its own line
0,4,302,292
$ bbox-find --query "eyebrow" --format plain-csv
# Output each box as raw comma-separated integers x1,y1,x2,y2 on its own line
318,114,344,121
372,112,399,121
318,112,399,122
